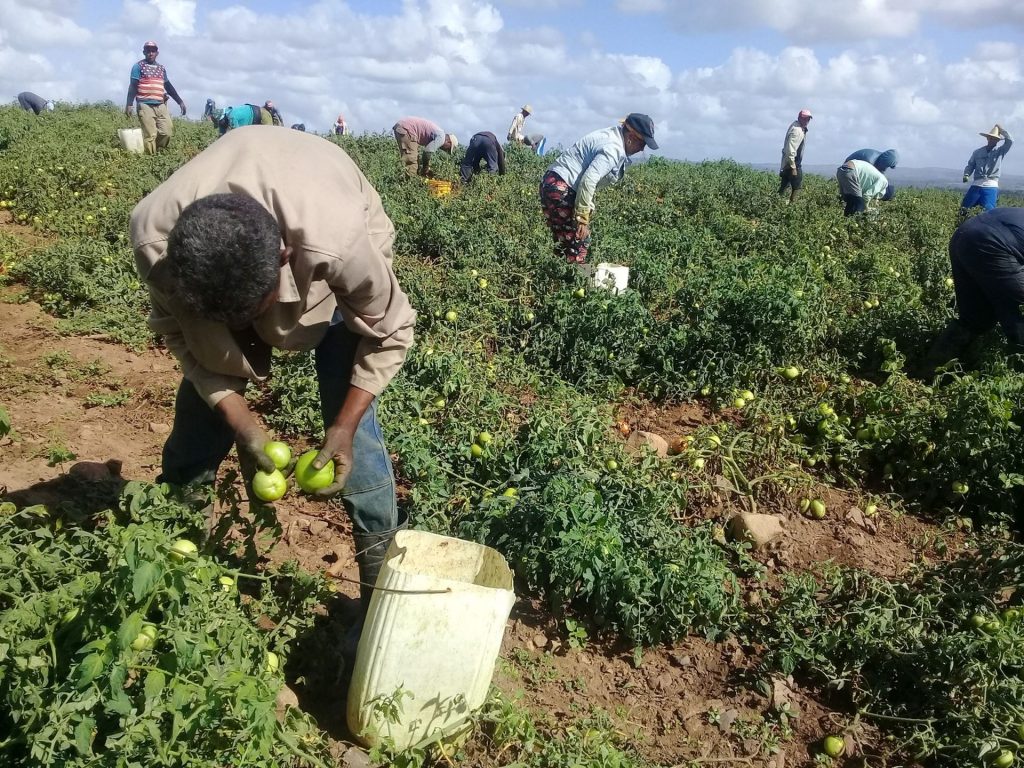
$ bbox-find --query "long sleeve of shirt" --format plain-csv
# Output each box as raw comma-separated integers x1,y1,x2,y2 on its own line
507,113,525,142
131,126,415,409
781,123,804,170
574,150,619,216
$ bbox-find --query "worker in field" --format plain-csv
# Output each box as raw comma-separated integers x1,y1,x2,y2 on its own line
202,99,220,123
960,124,1013,218
779,109,812,203
334,114,348,136
263,100,284,126
17,92,54,114
525,133,547,156
925,208,1024,371
130,126,414,647
836,159,896,216
460,131,506,184
124,40,187,155
217,104,274,134
844,148,899,174
507,104,532,145
392,116,457,177
540,113,657,265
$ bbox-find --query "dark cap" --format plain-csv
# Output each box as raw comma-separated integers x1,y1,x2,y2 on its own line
624,113,658,150
142,40,159,51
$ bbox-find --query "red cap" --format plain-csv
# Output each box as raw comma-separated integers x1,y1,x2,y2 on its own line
143,40,159,50
798,109,812,119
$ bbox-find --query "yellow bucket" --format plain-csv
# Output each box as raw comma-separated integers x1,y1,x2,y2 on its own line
425,179,453,198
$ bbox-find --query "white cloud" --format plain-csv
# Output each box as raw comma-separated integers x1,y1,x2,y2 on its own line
616,0,1023,42
0,0,1021,172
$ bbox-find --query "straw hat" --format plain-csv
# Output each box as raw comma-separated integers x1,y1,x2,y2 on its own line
980,125,1005,140
522,104,533,114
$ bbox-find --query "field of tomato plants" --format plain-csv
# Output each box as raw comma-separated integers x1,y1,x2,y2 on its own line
2,104,1024,767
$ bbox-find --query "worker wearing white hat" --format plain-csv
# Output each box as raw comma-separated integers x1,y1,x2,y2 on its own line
961,124,1013,218
507,104,533,144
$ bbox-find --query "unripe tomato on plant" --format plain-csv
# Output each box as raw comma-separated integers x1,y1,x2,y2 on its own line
992,750,1015,768
822,735,845,758
169,539,197,563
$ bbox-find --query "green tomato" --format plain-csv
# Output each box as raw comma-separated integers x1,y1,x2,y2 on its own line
740,390,754,401
809,499,826,519
782,366,800,380
478,278,488,289
265,651,280,674
822,735,845,758
252,469,287,502
993,750,1015,768
218,576,236,592
692,457,706,470
477,431,493,445
470,443,484,458
502,487,518,498
1002,607,1021,623
263,441,292,470
525,311,535,322
444,310,458,322
131,625,157,651
169,539,198,563
970,613,987,629
433,397,447,409
605,459,618,471
864,503,878,517
951,481,969,495
983,619,1002,635
733,397,746,408
293,450,335,493
573,288,586,298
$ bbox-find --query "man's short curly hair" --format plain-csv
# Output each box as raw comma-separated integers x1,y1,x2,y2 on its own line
166,194,281,326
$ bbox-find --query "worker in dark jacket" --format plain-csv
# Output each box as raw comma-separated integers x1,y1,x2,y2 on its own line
844,148,899,174
460,131,506,184
926,208,1024,372
17,92,54,114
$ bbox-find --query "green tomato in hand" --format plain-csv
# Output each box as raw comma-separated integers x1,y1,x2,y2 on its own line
294,450,335,493
252,469,287,502
263,441,292,470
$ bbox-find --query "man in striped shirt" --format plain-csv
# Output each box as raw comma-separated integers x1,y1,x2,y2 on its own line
125,41,187,155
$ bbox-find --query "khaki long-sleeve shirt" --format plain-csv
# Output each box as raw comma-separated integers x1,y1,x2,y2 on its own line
130,126,416,408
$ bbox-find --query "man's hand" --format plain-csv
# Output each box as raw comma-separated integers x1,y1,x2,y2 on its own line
963,174,970,183
215,393,275,494
124,105,134,118
575,222,591,242
309,426,354,499
179,101,187,116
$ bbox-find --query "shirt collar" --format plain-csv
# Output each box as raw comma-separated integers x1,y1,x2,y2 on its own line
277,261,300,303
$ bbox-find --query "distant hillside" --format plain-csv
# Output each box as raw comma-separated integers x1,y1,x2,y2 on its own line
749,163,1024,193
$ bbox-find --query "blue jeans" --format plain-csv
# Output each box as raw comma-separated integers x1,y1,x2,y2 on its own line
961,185,998,213
159,321,398,533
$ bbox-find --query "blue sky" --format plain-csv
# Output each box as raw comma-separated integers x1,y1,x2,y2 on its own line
2,0,1022,168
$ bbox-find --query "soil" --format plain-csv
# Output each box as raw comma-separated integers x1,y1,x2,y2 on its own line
0,280,954,768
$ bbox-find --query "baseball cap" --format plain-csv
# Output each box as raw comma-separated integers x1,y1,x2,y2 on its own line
143,40,159,51
798,109,813,120
624,113,658,150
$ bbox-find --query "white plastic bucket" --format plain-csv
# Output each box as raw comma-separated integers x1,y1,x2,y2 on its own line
592,262,630,294
117,127,144,154
347,530,516,750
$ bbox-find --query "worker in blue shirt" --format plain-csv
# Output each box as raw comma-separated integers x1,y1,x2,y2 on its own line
844,148,899,174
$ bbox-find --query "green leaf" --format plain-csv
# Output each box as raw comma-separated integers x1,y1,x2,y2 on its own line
75,653,105,690
143,669,165,702
117,612,143,651
0,405,9,438
74,717,95,755
131,561,162,602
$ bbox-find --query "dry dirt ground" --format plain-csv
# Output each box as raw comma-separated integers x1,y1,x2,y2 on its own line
0,285,952,768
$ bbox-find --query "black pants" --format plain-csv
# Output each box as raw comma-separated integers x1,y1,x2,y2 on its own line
778,166,802,195
460,134,500,184
949,217,1024,346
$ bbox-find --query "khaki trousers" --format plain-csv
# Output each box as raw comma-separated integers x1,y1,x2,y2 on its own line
138,102,172,154
393,125,424,176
